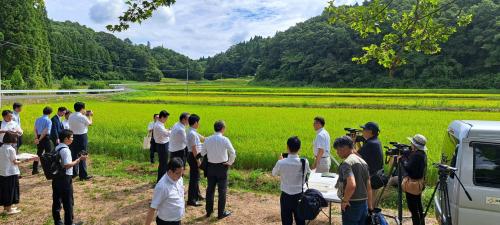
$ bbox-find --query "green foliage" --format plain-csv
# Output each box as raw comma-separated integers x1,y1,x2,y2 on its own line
327,0,473,76
10,68,26,89
206,0,498,88
1,80,11,90
106,0,177,32
0,0,52,88
60,76,76,89
88,81,110,89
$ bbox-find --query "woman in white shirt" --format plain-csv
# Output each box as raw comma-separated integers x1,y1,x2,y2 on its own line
0,132,31,215
62,110,71,129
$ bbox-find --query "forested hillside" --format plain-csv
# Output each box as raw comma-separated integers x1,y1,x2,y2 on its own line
203,0,499,88
0,0,203,89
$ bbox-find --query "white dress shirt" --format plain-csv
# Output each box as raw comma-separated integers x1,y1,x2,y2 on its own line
147,121,155,132
12,112,21,128
55,143,73,176
169,122,187,152
151,175,185,222
313,128,331,158
0,120,23,142
68,112,91,135
0,144,20,176
187,128,202,153
153,121,170,144
272,154,311,195
200,132,236,165
62,120,70,129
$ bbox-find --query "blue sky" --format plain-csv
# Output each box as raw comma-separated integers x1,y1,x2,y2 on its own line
45,0,359,59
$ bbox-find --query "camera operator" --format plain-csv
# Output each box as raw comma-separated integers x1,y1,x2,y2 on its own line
356,122,384,206
400,134,428,225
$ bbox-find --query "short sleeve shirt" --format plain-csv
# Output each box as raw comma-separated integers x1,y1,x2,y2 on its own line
0,144,20,176
56,143,73,176
187,128,202,153
336,153,370,201
313,128,331,157
68,112,91,135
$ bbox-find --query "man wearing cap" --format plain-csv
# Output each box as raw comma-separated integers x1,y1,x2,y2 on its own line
312,116,331,173
401,134,428,225
356,122,384,206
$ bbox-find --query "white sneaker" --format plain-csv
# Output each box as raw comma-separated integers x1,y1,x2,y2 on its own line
6,208,21,215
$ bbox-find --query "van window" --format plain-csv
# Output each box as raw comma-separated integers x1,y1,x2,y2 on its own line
442,131,459,165
473,143,500,188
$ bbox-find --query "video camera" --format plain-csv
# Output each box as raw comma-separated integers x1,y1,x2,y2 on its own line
344,128,365,143
384,142,411,156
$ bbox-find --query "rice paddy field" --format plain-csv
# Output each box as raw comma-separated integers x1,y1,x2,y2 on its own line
11,79,500,184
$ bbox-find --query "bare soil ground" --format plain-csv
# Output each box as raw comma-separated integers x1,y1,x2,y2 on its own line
2,166,437,225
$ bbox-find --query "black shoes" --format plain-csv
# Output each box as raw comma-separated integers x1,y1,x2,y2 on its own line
79,175,93,181
32,171,39,175
198,195,205,201
218,211,231,220
206,212,212,218
187,201,203,207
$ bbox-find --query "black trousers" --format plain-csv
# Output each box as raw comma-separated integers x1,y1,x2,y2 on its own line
70,134,88,179
33,136,53,173
280,192,305,225
156,217,181,225
406,192,424,225
157,143,169,182
52,175,74,225
205,163,228,216
170,148,187,166
150,137,157,163
187,152,201,203
16,135,22,154
0,175,20,207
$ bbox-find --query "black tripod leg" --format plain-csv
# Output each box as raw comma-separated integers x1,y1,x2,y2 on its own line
424,181,440,218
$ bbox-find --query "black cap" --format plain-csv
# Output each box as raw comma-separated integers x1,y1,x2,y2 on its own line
361,122,380,132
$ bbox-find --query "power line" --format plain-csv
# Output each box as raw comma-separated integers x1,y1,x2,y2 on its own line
0,40,244,77
0,40,189,73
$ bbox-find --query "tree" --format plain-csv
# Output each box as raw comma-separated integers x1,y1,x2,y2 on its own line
60,75,76,89
327,0,473,77
0,0,53,88
10,68,26,89
107,0,176,32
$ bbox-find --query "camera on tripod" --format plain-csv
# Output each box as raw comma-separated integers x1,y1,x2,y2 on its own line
384,142,411,157
344,128,365,142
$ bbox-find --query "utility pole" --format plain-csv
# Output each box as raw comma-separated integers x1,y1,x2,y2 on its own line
186,67,189,95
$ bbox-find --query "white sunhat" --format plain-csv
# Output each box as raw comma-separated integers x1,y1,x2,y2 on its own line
407,134,428,151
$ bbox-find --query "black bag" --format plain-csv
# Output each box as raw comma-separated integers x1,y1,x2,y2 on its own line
370,169,388,190
297,158,328,220
199,155,208,177
40,146,66,180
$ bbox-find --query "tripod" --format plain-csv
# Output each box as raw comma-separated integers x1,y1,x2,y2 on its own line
375,155,404,225
423,164,472,225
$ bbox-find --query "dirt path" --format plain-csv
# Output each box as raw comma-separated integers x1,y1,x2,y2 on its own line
3,166,437,225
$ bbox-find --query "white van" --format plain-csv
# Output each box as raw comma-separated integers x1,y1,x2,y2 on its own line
436,120,500,225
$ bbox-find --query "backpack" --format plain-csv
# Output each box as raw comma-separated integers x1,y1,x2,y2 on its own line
296,158,328,220
40,146,66,180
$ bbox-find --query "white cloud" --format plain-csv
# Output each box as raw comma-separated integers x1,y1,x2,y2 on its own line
45,0,361,59
88,0,123,24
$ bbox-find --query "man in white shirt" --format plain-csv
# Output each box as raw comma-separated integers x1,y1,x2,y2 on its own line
169,113,189,165
0,110,23,145
200,120,236,220
148,114,159,164
312,116,331,173
53,129,88,225
154,110,171,183
186,114,205,207
68,102,93,180
272,136,311,225
12,102,23,151
145,158,185,225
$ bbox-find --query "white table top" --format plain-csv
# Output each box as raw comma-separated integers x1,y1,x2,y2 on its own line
16,153,38,161
307,172,341,203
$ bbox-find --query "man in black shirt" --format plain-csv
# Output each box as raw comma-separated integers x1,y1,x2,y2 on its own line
356,122,383,206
